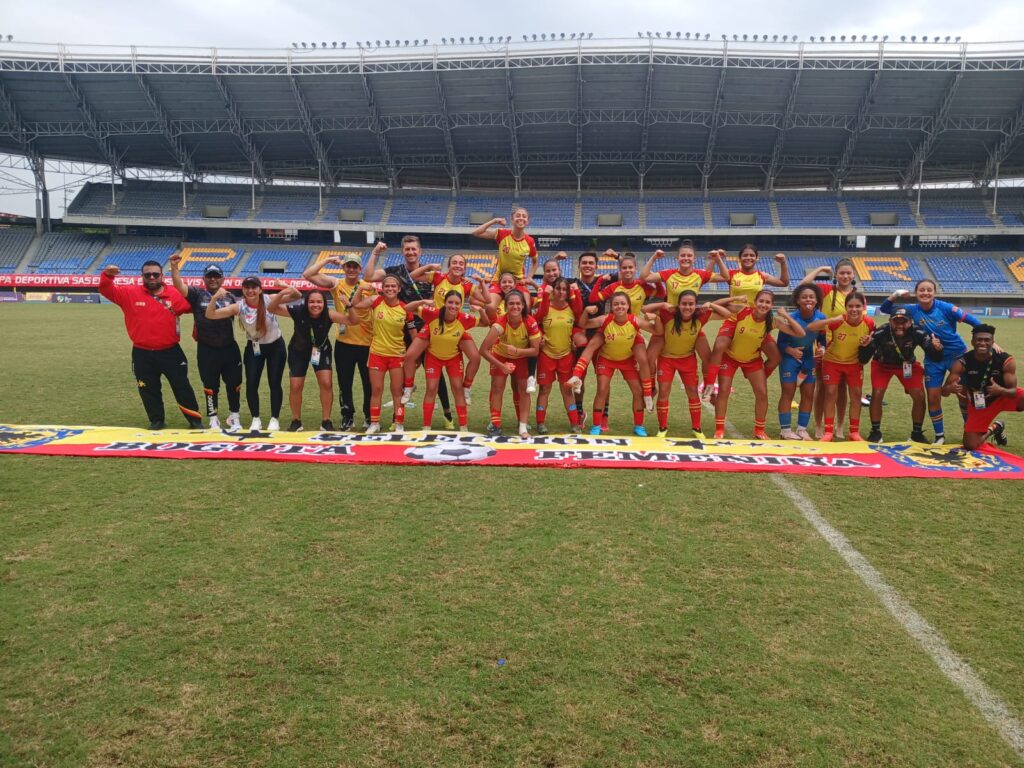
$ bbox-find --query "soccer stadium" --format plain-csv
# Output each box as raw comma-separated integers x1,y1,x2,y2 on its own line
2,35,1024,765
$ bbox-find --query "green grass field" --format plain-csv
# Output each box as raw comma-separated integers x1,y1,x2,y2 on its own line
2,304,1024,767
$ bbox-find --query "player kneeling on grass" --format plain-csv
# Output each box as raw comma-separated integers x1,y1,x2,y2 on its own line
713,290,804,440
805,291,873,442
567,292,656,437
400,291,482,431
858,306,943,444
941,324,1023,450
478,291,541,438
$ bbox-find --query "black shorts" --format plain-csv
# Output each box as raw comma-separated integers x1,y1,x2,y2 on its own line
288,344,334,377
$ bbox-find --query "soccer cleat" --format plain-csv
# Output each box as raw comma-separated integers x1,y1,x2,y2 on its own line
991,420,1008,447
339,416,354,431
713,427,725,439
365,422,381,434
248,417,262,433
459,426,469,433
866,428,883,443
400,386,414,405
753,429,769,440
518,424,531,439
463,388,472,406
321,419,335,432
567,375,583,394
536,423,549,435
933,435,945,445
601,422,609,434
589,425,602,435
225,413,242,433
287,419,303,432
821,430,834,442
861,394,872,406
187,418,204,430
486,423,502,438
909,429,929,444
795,427,812,441
779,428,799,440
207,416,221,431
148,420,166,431
633,425,648,437
443,417,456,430
391,423,404,434
643,395,654,412
267,417,281,432
526,376,538,394
848,431,865,442
692,430,706,440
656,428,669,438
570,424,583,435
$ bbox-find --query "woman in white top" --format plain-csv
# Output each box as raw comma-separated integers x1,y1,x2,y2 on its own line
206,276,285,432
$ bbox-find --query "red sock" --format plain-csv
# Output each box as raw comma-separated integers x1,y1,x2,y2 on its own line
824,416,835,433
403,376,414,389
394,405,405,425
422,402,435,428
463,377,474,389
703,369,718,390
642,378,653,397
567,406,580,426
536,407,547,425
849,418,860,433
657,402,669,430
572,359,589,378
456,405,468,427
370,405,381,423
688,397,702,431
754,418,766,435
490,408,501,428
633,410,644,427
714,417,725,437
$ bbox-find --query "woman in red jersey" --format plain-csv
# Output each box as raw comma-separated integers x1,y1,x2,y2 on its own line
712,289,804,440
569,292,657,437
805,291,874,442
533,277,586,434
344,274,429,434
478,290,542,438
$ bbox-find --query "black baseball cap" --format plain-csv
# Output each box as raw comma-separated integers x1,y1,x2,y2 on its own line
204,264,224,277
890,307,910,320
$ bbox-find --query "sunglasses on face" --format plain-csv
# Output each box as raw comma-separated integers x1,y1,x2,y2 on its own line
142,272,162,278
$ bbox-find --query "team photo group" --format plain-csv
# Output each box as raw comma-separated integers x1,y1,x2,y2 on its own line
99,207,1024,450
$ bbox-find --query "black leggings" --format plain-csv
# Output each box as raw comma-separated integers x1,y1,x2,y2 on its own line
243,337,286,418
335,341,370,421
197,341,243,417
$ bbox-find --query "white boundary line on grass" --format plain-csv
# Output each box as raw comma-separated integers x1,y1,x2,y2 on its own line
710,410,1024,758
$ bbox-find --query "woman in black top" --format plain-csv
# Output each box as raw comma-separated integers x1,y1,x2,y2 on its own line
269,285,348,432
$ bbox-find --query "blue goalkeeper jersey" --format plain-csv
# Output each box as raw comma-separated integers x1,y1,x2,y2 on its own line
877,298,979,358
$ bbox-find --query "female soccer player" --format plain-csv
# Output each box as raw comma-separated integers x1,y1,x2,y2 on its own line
644,291,739,438
345,275,429,434
266,285,349,432
776,283,826,440
879,279,982,444
407,253,477,307
569,292,657,437
713,290,804,440
587,253,658,316
533,277,586,433
206,277,285,433
472,207,538,313
806,291,874,442
478,290,542,438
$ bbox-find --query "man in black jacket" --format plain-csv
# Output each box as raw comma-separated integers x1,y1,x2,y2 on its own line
858,307,944,443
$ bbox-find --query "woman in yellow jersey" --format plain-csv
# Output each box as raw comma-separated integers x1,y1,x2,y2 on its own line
569,292,657,437
804,258,858,438
472,207,538,313
806,291,874,442
645,291,741,438
404,290,482,432
704,245,790,402
588,254,658,316
533,277,586,434
407,253,477,308
345,275,429,434
479,291,542,439
474,271,531,320
712,290,805,440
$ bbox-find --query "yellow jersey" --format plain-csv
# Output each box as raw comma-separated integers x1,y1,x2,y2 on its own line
330,279,374,346
599,315,644,362
723,307,770,363
417,306,477,361
659,268,713,306
727,269,769,308
824,315,874,364
658,308,711,359
368,296,410,357
492,314,541,352
494,228,537,281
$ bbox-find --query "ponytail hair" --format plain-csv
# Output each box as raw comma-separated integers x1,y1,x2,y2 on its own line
438,289,463,335
831,258,856,313
241,276,266,335
754,288,775,334
505,289,529,317
845,290,867,311
673,290,699,335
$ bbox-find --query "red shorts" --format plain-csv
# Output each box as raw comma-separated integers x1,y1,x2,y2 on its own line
657,355,698,386
870,360,924,392
368,352,404,372
536,351,573,385
821,360,864,388
490,354,529,379
596,355,639,381
719,352,763,380
964,387,1024,433
423,351,464,380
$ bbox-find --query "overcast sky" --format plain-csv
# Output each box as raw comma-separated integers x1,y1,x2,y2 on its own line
2,0,1023,216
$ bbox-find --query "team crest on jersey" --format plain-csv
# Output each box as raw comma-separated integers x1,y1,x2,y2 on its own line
0,425,83,450
870,444,1018,474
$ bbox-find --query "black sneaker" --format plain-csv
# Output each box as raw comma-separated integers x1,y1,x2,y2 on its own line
991,420,1008,447
339,416,354,431
148,421,166,430
909,429,929,444
486,423,502,438
287,420,303,432
320,419,335,432
866,428,883,443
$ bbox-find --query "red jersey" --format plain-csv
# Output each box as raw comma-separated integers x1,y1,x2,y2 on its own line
99,272,191,351
494,228,537,281
591,279,657,316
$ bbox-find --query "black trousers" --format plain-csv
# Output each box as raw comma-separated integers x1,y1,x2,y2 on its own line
197,341,243,417
335,340,370,422
243,337,286,419
131,344,202,425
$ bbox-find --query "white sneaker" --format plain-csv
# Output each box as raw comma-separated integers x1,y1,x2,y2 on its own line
464,387,472,406
933,435,945,445
526,376,538,394
225,413,241,432
391,423,404,434
796,427,812,441
248,417,262,433
567,375,583,394
779,428,799,440
207,415,221,431
400,386,414,405
644,395,654,413
518,423,530,439
365,422,381,434
267,417,280,432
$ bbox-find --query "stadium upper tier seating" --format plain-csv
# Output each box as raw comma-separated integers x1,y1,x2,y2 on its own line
926,255,1015,293
30,232,106,274
0,229,35,273
775,196,844,228
643,195,707,228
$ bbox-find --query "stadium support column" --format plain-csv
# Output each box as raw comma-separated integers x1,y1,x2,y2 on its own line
993,161,1000,216
32,156,50,235
701,43,729,200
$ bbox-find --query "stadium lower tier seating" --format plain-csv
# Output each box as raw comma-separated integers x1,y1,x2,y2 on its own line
0,229,35,273
102,239,179,272
30,232,106,274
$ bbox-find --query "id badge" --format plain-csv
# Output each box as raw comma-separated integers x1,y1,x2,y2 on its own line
311,347,321,366
253,341,261,357
902,362,913,379
337,323,348,336
973,391,986,409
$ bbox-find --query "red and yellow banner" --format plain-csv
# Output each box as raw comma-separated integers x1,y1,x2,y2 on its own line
1,424,1022,479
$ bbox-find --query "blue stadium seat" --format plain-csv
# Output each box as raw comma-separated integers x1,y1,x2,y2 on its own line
843,196,916,227
927,256,1019,294
710,195,772,228
387,194,450,227
0,229,35,273
103,238,179,272
580,195,640,228
775,196,844,228
30,232,106,274
643,195,706,229
246,248,316,278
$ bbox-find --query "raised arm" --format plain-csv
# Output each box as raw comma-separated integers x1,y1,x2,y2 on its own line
634,315,656,333
801,265,832,284
478,325,513,373
267,284,300,316
168,250,188,298
471,217,505,240
940,360,967,399
302,256,342,289
707,296,743,319
773,307,805,337
805,315,839,333
404,299,431,316
638,250,665,283
205,287,240,320
762,253,790,288
879,289,911,315
706,249,730,283
408,263,437,281
98,265,128,305
362,241,389,283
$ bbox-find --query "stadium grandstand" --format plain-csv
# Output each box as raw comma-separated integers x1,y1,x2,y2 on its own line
1,37,1023,298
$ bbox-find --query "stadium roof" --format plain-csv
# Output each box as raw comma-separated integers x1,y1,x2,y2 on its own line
2,38,1024,191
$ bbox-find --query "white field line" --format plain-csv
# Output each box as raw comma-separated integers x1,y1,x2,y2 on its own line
709,407,1024,758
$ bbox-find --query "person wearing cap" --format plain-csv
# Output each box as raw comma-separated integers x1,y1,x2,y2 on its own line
303,253,376,430
858,306,943,443
170,252,243,432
